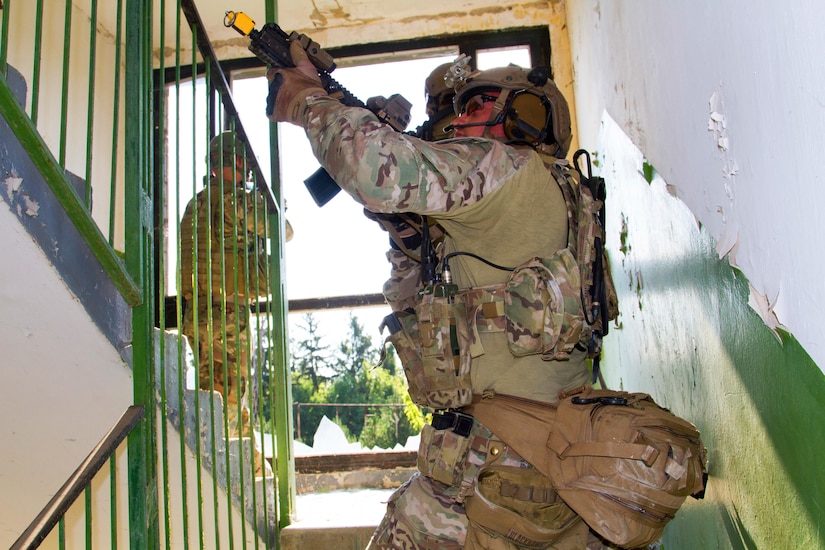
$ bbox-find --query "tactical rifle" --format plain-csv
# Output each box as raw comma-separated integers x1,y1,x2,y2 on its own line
224,11,412,206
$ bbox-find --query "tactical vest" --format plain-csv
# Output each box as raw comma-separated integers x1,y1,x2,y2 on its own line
380,150,618,410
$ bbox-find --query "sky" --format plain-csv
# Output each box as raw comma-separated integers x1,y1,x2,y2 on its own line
168,47,531,351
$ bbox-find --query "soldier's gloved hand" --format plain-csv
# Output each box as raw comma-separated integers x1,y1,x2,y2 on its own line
266,41,327,125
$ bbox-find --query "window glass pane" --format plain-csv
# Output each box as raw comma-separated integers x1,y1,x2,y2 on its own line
477,45,531,69
164,77,209,296
232,55,457,382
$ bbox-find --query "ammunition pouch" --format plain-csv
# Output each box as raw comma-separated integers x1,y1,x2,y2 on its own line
416,286,474,409
381,309,427,404
382,251,592,410
501,250,585,361
464,466,587,550
417,413,587,548
382,285,474,410
417,412,513,501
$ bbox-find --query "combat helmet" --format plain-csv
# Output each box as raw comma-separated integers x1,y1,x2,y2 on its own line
420,62,458,141
452,64,572,157
208,130,244,168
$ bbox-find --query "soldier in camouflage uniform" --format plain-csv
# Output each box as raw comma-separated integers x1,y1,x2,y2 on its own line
267,44,609,548
180,132,273,474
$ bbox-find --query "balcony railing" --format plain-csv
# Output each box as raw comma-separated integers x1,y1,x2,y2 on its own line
1,0,291,547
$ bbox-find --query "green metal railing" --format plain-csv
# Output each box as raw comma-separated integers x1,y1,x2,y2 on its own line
1,0,291,547
10,406,145,550
0,0,139,305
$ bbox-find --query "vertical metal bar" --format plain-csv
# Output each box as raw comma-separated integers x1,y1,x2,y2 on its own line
248,166,264,550
234,118,255,548
31,0,44,124
252,189,271,548
83,0,98,209
188,32,207,549
213,99,235,549
172,2,192,547
204,68,219,550
154,2,173,549
265,0,296,531
199,36,222,550
110,457,117,550
85,485,92,550
58,518,65,550
244,127,265,549
0,0,9,76
108,0,124,245
224,117,247,549
59,0,72,166
125,0,160,547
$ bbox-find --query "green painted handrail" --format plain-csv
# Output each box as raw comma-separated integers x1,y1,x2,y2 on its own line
0,75,142,307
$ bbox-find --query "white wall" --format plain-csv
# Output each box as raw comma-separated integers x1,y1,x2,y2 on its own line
4,0,127,249
0,203,133,548
566,0,825,371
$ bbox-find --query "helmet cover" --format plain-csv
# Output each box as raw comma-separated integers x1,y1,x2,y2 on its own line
424,62,458,141
208,131,243,167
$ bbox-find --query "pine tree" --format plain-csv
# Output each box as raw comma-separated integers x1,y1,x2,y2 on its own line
333,313,379,378
290,313,332,393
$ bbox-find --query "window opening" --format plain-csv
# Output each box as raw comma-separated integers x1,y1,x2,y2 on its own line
477,45,532,69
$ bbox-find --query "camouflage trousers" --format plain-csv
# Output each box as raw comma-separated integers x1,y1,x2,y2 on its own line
182,299,269,476
367,412,589,549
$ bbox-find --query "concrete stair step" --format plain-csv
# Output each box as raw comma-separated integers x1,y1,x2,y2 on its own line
153,328,277,545
279,525,377,550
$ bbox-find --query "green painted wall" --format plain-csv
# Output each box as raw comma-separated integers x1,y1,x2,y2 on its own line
597,117,825,549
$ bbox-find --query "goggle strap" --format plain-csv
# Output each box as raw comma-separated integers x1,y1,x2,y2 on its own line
487,89,511,126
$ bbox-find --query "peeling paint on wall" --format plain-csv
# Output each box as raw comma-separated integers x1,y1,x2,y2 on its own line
748,283,786,340
707,89,740,266
3,173,23,197
3,172,40,218
22,194,39,217
707,90,783,337
310,0,350,27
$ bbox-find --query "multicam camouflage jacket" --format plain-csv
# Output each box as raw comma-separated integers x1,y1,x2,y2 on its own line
180,175,269,302
299,96,593,404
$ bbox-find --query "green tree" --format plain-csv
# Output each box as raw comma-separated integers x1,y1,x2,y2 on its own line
290,313,332,393
324,314,423,448
358,363,416,449
333,313,379,378
323,313,379,440
288,313,335,445
285,312,428,449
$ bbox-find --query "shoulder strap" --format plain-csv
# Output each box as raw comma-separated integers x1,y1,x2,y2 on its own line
363,210,446,264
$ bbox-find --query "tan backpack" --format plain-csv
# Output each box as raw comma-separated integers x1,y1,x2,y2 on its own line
545,388,707,548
